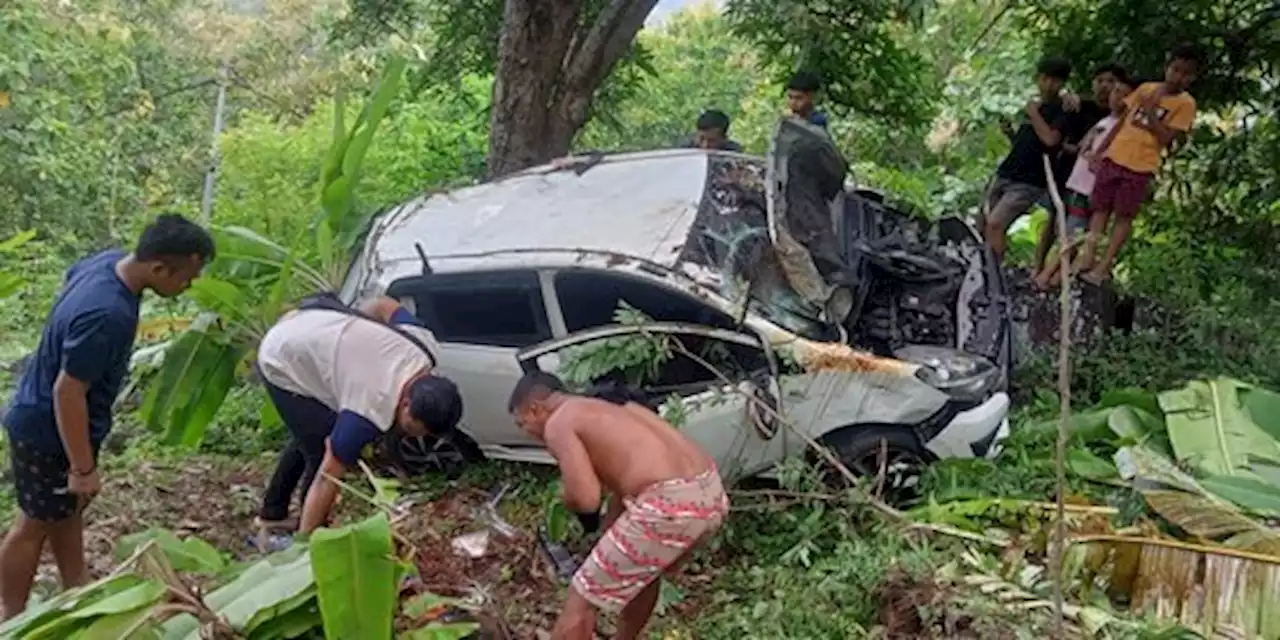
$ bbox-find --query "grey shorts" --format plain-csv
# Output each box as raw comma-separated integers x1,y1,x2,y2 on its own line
982,176,1046,230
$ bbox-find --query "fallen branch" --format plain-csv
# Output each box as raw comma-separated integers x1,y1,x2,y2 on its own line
1069,534,1280,565
1042,153,1073,639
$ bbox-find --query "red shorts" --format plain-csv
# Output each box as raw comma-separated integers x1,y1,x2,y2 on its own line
1091,159,1152,219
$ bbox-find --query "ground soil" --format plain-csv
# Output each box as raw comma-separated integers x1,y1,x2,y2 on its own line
5,456,721,637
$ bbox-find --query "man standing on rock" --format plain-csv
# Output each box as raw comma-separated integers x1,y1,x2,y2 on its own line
253,294,464,536
0,214,215,619
507,371,730,640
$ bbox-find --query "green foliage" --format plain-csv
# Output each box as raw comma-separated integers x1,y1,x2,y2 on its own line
139,58,408,447
0,230,36,300
310,514,400,638
725,0,935,128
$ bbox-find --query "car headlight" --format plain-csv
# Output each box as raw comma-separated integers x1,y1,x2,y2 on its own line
894,345,1000,402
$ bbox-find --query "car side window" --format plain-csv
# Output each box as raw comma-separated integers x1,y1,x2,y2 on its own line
399,271,552,348
553,270,736,332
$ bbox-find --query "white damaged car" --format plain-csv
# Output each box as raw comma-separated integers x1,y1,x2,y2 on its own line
342,118,1012,498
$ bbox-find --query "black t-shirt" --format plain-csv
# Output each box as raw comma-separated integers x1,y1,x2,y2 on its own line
1049,100,1109,187
996,100,1070,188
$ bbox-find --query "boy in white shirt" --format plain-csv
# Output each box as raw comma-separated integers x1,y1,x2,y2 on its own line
1034,75,1134,289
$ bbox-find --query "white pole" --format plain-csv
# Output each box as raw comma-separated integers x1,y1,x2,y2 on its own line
200,61,230,224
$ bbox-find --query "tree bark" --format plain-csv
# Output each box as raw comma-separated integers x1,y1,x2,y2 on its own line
486,0,659,178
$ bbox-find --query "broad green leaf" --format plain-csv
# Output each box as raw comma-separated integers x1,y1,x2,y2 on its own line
138,314,223,432
1067,448,1118,481
245,601,321,640
0,273,22,299
166,343,245,446
0,574,147,638
69,606,161,640
1106,405,1160,442
115,529,227,575
1098,387,1161,416
0,229,37,252
1159,378,1280,478
161,550,314,640
186,277,249,318
1114,447,1280,554
1200,475,1280,516
310,514,397,639
1242,386,1280,442
403,622,482,639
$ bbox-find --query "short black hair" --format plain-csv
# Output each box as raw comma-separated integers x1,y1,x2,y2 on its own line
507,371,565,413
787,70,822,93
696,109,731,133
1169,43,1205,68
1093,62,1127,81
1036,57,1072,81
408,375,463,435
135,214,216,263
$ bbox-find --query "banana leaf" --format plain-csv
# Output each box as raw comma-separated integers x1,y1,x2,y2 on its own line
23,581,168,640
0,573,150,638
115,529,228,576
1159,378,1280,479
1114,446,1280,554
161,550,315,640
310,514,398,639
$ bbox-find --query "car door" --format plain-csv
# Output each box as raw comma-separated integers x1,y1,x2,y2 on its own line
388,270,554,451
516,322,787,482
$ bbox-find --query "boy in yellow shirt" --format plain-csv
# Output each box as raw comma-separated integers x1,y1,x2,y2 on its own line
1077,44,1202,284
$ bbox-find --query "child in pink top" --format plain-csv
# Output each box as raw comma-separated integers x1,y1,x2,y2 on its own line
1034,76,1133,289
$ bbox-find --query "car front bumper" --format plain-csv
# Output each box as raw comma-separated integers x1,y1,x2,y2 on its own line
923,391,1011,460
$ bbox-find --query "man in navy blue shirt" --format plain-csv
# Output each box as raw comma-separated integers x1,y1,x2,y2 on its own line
0,214,214,619
786,71,831,130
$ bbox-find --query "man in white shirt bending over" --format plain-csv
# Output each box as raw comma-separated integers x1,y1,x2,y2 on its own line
254,294,463,534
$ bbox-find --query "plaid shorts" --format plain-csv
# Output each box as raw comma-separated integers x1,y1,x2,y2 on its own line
1091,159,1152,219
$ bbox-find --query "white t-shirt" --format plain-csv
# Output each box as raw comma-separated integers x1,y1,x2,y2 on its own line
256,309,441,432
1066,114,1120,196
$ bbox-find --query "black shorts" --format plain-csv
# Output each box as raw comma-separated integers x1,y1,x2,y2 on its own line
8,438,97,522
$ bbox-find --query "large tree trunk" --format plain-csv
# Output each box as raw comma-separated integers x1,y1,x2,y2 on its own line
486,0,659,178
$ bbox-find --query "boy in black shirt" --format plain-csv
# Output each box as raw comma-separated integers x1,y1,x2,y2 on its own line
1032,63,1125,274
980,57,1073,259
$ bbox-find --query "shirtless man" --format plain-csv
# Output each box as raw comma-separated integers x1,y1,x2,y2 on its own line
507,372,730,640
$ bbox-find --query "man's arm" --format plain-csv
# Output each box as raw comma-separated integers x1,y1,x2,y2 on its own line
544,417,602,514
358,296,402,324
55,313,120,475
1139,101,1194,151
1024,101,1063,147
297,411,383,534
53,373,94,474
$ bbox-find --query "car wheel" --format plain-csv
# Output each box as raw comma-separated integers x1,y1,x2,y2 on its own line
385,431,484,479
817,425,932,506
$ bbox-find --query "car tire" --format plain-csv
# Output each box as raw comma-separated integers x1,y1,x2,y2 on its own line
816,424,933,506
384,431,485,480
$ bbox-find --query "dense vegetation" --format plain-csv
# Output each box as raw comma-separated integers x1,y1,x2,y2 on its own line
2,0,1278,637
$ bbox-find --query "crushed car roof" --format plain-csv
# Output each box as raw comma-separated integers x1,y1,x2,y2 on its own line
356,149,719,276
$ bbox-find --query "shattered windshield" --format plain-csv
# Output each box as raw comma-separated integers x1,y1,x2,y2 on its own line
674,154,841,343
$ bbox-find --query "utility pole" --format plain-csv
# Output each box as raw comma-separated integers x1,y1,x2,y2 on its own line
200,61,230,224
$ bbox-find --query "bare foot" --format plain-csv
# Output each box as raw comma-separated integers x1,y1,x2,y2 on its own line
1080,269,1109,286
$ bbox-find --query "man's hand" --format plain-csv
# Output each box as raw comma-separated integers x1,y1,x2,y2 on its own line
1024,98,1042,117
1061,91,1081,112
67,468,101,496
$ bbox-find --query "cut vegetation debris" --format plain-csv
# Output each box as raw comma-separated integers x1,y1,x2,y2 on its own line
913,377,1280,639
